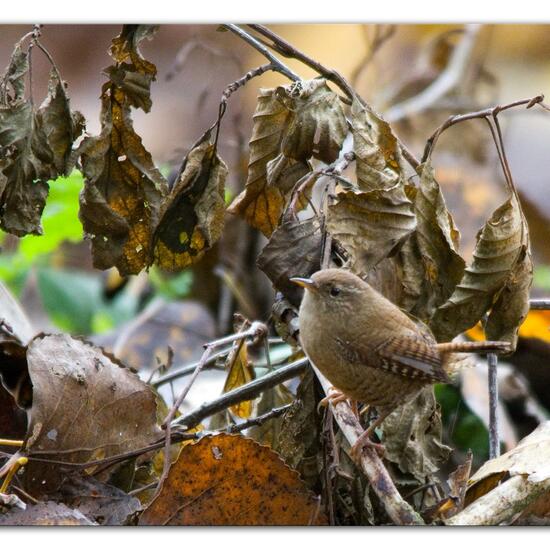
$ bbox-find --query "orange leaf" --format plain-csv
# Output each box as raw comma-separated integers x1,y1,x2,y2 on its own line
139,433,326,525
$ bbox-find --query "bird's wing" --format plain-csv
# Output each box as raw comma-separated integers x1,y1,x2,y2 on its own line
335,335,450,384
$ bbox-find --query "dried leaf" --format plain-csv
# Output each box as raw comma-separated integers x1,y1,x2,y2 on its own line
228,87,309,236
257,214,322,308
327,186,416,272
403,162,465,321
247,383,295,449
153,140,227,271
466,421,550,505
228,88,290,236
52,476,142,525
0,38,83,236
351,97,402,192
34,71,85,175
277,79,347,163
431,193,530,344
0,501,96,526
485,244,532,348
222,338,255,419
106,25,159,112
21,333,161,496
277,368,322,480
139,433,326,525
382,387,451,482
78,25,168,275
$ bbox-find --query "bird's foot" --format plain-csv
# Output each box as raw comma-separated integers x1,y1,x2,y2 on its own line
318,387,352,412
350,435,385,463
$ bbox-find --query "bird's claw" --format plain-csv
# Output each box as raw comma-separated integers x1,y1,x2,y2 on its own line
350,438,385,463
318,387,350,412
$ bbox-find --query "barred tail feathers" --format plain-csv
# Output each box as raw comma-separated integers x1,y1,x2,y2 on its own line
435,340,512,355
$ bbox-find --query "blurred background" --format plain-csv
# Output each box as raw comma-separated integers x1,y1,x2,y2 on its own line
1,23,550,466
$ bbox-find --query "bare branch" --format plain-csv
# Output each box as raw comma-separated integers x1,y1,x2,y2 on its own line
222,24,300,82
385,24,482,123
487,353,500,459
248,23,355,104
421,94,546,162
224,404,293,433
312,365,424,525
171,358,308,430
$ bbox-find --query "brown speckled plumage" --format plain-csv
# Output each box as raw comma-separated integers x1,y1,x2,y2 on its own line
295,268,510,420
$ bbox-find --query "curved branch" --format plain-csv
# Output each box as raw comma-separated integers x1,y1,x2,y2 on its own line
385,24,482,123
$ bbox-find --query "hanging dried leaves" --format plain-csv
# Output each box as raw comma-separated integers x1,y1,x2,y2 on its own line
278,79,347,163
78,26,229,275
0,36,83,236
430,192,531,345
485,241,532,348
228,87,300,236
78,25,168,275
401,162,465,321
139,433,326,525
327,98,416,272
228,79,346,236
21,333,161,496
327,187,416,272
351,97,402,192
153,140,227,271
257,214,322,308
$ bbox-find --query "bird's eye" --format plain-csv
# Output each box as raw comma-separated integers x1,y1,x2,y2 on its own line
330,286,341,297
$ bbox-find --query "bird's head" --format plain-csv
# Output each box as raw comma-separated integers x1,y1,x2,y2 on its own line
290,268,368,314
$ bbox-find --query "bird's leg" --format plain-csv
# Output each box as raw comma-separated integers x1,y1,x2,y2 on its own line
318,387,351,410
350,411,391,462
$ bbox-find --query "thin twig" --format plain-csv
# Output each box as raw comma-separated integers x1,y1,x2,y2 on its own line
159,323,266,484
25,432,200,470
248,24,355,103
385,24,482,123
172,358,308,430
224,404,292,434
422,95,546,162
152,349,228,387
242,24,422,170
487,353,499,459
222,24,300,82
350,25,396,87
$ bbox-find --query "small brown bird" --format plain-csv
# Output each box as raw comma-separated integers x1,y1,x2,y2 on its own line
291,268,510,460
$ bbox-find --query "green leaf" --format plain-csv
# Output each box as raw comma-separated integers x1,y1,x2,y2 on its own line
36,267,102,333
18,171,84,260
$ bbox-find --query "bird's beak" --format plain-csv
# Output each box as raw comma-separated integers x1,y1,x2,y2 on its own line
290,277,318,292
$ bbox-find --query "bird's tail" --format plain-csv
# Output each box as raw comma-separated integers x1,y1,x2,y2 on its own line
436,340,512,354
